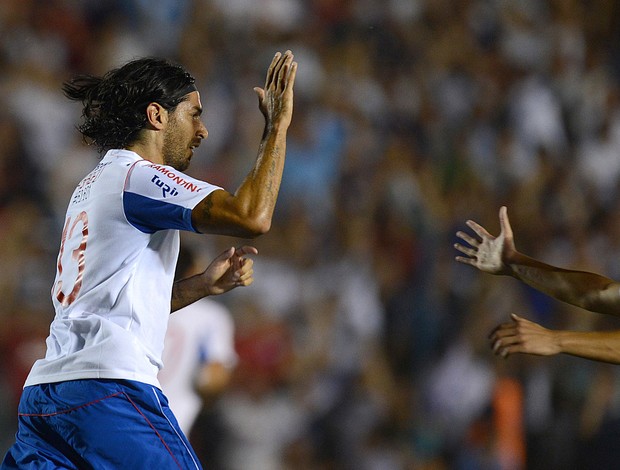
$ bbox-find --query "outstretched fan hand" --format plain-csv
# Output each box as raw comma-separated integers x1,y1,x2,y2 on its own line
454,206,515,275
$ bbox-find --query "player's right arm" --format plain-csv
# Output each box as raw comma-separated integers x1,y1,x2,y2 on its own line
191,50,297,238
490,313,620,363
455,206,620,316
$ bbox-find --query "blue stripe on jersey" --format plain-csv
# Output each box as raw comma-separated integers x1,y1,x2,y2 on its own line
198,342,209,365
123,191,198,233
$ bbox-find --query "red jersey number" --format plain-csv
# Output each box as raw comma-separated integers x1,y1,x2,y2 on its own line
54,211,89,307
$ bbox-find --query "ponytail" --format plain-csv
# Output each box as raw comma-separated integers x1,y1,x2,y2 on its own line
62,58,196,153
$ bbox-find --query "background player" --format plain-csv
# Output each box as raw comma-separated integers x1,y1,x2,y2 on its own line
159,244,238,444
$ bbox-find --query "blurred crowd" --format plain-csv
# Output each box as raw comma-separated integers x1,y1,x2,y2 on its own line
2,0,620,468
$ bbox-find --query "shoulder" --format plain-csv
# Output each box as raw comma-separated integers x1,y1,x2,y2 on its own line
125,162,220,200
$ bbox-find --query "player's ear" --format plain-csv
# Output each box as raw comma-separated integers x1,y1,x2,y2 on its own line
145,102,168,129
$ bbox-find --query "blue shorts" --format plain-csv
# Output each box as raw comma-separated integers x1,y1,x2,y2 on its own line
0,379,202,469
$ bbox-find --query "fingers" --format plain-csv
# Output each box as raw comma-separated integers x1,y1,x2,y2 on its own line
230,245,257,286
489,321,518,341
232,245,257,272
255,51,293,101
236,261,254,284
453,231,481,261
276,51,294,89
235,245,259,257
492,337,520,357
454,256,477,266
265,51,283,89
455,230,479,247
488,314,520,356
454,241,475,256
454,210,505,267
455,208,506,246
488,314,548,358
455,207,512,244
465,219,493,239
234,257,254,286
453,220,493,255
286,61,298,92
490,327,520,358
453,234,478,264
266,50,294,91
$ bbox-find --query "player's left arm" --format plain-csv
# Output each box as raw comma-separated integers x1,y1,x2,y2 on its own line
171,245,257,312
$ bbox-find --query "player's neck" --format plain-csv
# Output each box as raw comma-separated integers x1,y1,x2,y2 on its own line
125,139,164,165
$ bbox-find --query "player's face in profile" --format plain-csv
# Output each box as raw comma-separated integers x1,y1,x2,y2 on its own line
162,91,207,171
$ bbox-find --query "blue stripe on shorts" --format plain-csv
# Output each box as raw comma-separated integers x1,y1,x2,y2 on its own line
0,379,202,469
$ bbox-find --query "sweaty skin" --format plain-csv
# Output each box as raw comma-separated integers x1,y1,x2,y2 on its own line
192,51,297,238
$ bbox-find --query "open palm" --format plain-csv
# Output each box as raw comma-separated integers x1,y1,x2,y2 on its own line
454,206,515,275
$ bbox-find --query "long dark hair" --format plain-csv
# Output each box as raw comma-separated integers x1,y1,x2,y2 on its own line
63,57,196,152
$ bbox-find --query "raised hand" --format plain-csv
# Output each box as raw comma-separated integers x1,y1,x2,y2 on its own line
454,206,515,275
254,50,297,130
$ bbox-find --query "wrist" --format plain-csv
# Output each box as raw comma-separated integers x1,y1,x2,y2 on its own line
201,275,213,297
505,249,524,277
263,119,290,135
553,330,567,355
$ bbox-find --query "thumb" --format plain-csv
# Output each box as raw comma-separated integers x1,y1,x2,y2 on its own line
254,87,265,102
499,206,513,240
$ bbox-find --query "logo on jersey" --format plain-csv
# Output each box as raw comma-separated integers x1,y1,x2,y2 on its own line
149,165,201,193
151,175,179,198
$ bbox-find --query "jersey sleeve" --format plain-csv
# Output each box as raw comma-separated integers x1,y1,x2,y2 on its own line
123,162,222,233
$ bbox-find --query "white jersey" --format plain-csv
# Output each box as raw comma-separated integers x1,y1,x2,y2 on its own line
25,149,221,388
159,298,237,434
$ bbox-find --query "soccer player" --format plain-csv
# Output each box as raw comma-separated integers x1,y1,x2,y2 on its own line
455,206,620,363
1,50,297,469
